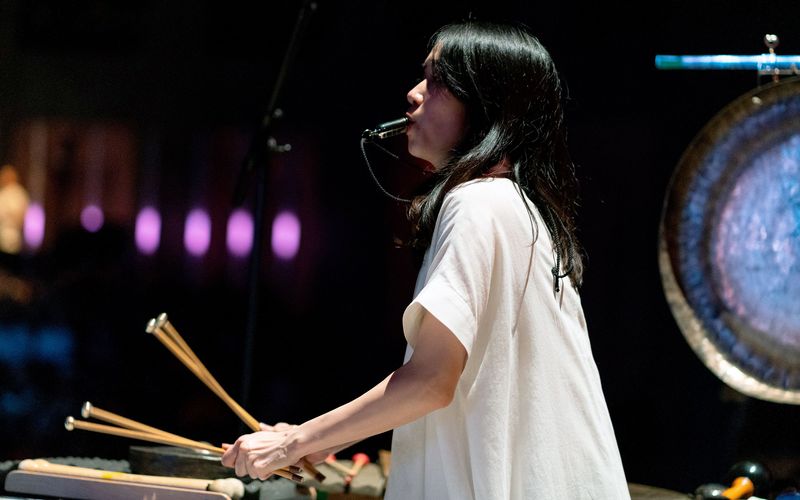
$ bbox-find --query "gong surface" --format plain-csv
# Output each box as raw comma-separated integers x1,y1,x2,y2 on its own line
129,445,231,479
659,76,800,403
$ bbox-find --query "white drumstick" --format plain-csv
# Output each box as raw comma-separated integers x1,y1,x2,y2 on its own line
18,459,245,499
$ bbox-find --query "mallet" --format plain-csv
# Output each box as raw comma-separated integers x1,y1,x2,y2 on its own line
18,459,245,499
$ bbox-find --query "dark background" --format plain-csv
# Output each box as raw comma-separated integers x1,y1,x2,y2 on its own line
1,0,798,495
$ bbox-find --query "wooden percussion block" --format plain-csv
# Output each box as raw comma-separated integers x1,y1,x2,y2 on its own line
5,470,232,499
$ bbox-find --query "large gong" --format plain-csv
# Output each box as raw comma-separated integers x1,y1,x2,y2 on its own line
659,76,800,404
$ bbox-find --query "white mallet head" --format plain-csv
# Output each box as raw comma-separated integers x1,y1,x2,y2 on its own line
208,478,245,499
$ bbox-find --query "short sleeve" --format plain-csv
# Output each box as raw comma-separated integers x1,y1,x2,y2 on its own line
402,183,498,357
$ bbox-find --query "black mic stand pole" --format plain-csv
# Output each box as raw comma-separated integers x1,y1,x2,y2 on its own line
232,0,318,430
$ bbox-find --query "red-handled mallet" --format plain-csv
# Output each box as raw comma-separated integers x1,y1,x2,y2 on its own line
344,453,370,491
324,454,353,477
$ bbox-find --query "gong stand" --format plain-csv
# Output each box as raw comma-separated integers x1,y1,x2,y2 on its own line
232,0,318,422
656,33,800,83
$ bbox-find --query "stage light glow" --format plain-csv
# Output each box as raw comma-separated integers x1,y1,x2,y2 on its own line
226,208,253,258
135,207,161,255
23,203,45,250
184,208,211,257
80,205,104,233
271,210,301,260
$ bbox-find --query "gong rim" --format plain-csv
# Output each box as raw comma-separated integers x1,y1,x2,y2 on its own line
659,76,800,404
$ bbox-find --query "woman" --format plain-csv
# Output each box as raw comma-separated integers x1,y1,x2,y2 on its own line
222,21,629,499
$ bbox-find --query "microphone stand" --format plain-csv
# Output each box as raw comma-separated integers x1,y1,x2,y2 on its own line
232,0,318,429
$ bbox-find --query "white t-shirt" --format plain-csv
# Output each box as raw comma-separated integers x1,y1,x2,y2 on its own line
385,178,629,500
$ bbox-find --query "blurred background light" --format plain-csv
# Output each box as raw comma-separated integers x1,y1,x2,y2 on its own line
226,208,253,258
135,206,161,255
271,210,301,260
184,208,211,257
80,205,104,233
23,202,45,250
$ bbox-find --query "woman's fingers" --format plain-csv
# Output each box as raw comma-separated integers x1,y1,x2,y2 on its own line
234,443,250,478
222,430,297,480
253,457,273,480
221,441,238,467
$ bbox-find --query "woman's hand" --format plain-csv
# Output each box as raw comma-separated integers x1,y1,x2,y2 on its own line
221,424,300,480
259,421,295,432
223,310,466,478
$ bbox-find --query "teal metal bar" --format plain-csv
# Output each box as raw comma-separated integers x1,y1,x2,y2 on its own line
655,54,800,70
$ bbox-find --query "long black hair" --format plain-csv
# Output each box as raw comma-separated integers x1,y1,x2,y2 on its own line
408,21,584,290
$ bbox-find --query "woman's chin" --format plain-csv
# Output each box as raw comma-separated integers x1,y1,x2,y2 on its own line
405,149,436,173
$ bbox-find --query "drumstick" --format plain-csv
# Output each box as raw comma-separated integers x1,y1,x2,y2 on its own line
82,401,185,441
155,314,220,390
145,319,260,430
66,417,224,454
64,417,303,483
82,402,303,478
146,318,259,429
18,459,245,499
147,314,325,482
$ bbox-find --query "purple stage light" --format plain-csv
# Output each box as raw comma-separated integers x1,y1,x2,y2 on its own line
184,208,211,257
23,202,45,250
80,205,104,233
271,210,301,260
135,207,161,255
226,208,253,258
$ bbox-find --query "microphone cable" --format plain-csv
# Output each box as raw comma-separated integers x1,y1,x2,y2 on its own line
359,117,415,203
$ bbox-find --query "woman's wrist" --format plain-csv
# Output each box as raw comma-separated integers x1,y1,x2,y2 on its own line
285,425,313,460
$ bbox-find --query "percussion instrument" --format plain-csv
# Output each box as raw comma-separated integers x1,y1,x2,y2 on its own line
658,76,800,404
1,311,325,499
693,460,772,499
7,459,243,499
657,35,800,500
129,445,234,480
1,455,305,499
302,457,386,498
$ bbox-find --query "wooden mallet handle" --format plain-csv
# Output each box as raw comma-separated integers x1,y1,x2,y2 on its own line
344,452,370,490
324,454,354,477
146,314,322,482
64,418,302,483
82,401,184,441
722,477,754,499
18,459,245,498
65,417,224,454
145,318,261,431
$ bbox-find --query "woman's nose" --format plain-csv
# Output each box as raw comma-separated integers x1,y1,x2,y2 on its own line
407,82,425,106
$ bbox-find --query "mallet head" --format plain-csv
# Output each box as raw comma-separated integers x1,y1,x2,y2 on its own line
81,401,93,418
